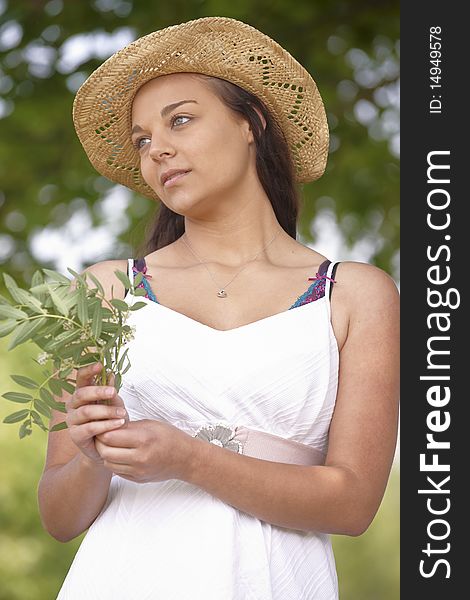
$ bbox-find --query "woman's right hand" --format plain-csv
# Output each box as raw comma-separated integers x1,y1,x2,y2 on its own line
65,362,129,464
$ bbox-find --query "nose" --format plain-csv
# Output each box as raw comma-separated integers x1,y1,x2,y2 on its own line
148,134,175,162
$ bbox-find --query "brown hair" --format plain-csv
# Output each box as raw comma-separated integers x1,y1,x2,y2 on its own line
134,74,302,257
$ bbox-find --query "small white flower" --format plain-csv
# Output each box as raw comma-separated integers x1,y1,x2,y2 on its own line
37,351,50,365
120,324,136,344
125,325,136,342
60,357,75,369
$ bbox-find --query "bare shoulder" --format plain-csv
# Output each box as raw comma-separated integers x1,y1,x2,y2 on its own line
334,260,400,321
78,259,130,301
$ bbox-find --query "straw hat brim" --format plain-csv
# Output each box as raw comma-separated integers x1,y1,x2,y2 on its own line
73,16,329,200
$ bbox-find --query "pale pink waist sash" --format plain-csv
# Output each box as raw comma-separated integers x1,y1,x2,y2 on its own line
192,423,325,466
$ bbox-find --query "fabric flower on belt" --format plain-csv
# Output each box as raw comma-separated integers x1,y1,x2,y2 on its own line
193,423,242,453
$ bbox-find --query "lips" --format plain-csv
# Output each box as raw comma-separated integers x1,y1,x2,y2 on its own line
161,169,191,186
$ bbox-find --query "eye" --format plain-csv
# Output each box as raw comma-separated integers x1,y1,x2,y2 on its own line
170,114,191,127
134,136,150,151
132,116,191,151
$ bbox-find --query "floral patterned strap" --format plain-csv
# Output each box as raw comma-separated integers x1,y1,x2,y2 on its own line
132,257,158,303
129,257,338,306
307,259,336,284
290,260,335,309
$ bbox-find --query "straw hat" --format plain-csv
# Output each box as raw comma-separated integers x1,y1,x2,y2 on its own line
73,16,329,200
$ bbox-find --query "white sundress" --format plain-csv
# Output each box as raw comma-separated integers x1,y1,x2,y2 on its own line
56,258,340,600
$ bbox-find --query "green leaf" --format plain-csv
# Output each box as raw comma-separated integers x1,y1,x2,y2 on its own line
7,321,32,350
0,292,12,305
8,287,45,314
50,421,68,432
60,380,75,395
100,307,114,319
31,269,44,287
10,374,39,389
59,366,74,379
110,298,129,311
129,301,147,311
34,318,63,339
86,272,105,296
29,283,50,295
2,391,33,403
121,361,131,375
66,268,86,285
42,268,72,285
101,330,120,355
19,420,32,439
77,286,89,325
58,342,86,360
76,354,100,368
34,398,52,419
113,268,132,291
132,287,147,297
117,347,129,371
2,272,19,292
49,374,75,397
0,305,28,320
40,387,55,404
100,324,119,336
46,398,67,413
30,274,47,303
133,272,143,286
43,328,81,352
48,286,70,317
32,407,49,427
91,303,103,339
0,319,18,337
48,378,64,396
3,409,30,423
7,317,48,350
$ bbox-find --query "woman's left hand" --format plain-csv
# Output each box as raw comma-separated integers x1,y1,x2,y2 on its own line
94,419,197,483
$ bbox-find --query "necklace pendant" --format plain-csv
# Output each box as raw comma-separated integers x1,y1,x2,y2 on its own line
217,290,227,298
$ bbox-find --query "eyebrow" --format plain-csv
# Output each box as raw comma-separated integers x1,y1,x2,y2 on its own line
131,100,198,135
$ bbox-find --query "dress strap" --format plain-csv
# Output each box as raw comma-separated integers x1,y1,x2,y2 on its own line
130,257,159,303
124,257,148,298
324,261,339,319
123,258,134,299
128,258,135,285
134,257,148,274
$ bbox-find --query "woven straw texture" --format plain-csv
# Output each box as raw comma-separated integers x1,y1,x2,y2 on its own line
73,16,329,200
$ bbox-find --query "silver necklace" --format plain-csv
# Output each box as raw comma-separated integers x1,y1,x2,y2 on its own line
180,230,281,298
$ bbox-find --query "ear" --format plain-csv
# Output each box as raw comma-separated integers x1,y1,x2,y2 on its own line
246,104,267,144
252,104,267,131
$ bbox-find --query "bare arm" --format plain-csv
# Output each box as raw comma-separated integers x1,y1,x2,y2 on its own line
37,260,129,542
183,262,400,535
38,436,114,543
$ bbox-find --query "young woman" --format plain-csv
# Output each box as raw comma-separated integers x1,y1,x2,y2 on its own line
38,17,399,599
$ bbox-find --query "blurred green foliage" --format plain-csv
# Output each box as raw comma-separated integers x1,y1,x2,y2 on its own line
0,337,399,599
1,0,399,283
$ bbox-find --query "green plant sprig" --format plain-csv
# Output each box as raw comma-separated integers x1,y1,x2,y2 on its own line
0,266,147,438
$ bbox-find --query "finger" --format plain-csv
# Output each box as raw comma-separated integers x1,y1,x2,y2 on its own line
95,442,135,465
74,418,126,438
95,426,136,448
69,404,128,426
75,362,103,389
71,384,117,409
